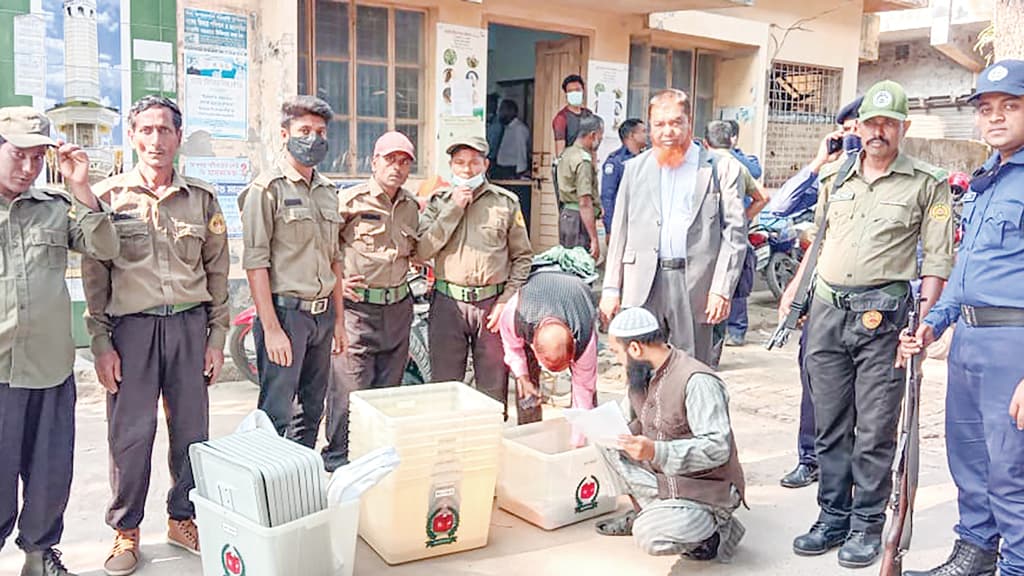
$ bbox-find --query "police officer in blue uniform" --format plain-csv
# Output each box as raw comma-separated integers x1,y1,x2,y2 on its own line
900,59,1024,576
599,118,646,234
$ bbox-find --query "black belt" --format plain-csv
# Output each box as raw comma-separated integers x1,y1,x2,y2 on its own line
272,295,332,315
960,305,1024,327
659,258,686,270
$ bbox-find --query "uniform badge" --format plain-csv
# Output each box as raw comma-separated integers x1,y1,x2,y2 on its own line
873,90,894,108
604,163,614,175
929,203,951,223
988,65,1009,82
208,213,227,235
514,210,526,228
862,310,883,330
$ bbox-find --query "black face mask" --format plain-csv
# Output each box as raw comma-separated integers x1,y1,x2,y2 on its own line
287,134,329,168
626,356,655,395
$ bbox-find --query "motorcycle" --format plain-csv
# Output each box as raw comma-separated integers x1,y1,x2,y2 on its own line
750,209,813,301
229,264,435,386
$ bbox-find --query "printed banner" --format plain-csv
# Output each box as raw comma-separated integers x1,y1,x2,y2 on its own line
182,156,253,239
586,60,629,163
434,23,487,179
183,9,249,140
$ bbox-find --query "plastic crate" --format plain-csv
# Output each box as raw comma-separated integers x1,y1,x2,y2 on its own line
349,382,503,564
497,418,618,530
191,491,359,576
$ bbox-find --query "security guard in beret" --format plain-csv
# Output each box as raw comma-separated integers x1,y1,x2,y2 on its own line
900,59,1024,576
557,114,603,260
0,106,118,576
779,80,954,568
322,131,419,472
82,96,230,574
417,135,533,415
239,95,346,451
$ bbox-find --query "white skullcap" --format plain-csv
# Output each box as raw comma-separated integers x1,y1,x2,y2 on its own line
608,307,660,338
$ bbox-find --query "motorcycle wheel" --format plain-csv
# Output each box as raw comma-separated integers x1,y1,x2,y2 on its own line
767,251,799,301
229,323,260,386
404,317,432,385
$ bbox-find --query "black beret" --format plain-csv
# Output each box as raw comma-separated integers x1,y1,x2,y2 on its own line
836,96,864,125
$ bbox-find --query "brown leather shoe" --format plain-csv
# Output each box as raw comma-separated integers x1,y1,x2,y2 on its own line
167,519,200,555
103,529,139,576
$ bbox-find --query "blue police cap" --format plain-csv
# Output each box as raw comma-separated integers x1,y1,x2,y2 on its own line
836,96,864,125
969,59,1024,102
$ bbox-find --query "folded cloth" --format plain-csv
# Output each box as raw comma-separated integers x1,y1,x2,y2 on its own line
327,446,401,505
532,246,597,283
234,409,277,434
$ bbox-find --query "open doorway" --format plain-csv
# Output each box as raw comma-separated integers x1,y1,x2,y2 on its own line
486,23,586,249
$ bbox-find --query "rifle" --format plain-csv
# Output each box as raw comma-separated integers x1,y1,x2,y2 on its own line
765,153,858,351
879,297,924,576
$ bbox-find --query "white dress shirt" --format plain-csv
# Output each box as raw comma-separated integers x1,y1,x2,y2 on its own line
658,144,700,259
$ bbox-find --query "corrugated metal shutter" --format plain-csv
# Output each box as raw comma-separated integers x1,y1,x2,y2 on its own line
908,106,977,140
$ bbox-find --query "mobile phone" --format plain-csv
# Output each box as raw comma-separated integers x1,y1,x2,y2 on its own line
826,136,843,155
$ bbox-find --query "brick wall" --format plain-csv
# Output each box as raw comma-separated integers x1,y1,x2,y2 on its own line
763,121,834,188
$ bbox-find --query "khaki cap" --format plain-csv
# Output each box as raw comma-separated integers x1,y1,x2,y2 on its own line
445,135,489,156
0,107,57,148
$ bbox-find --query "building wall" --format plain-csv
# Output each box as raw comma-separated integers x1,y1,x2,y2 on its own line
858,35,978,98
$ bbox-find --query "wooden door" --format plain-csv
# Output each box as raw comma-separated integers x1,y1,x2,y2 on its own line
532,37,586,250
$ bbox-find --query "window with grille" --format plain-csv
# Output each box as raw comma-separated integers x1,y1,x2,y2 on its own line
764,62,843,187
297,0,425,176
627,43,716,137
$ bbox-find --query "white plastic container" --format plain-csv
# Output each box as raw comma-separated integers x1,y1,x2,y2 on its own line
497,418,618,530
348,382,504,564
191,491,360,576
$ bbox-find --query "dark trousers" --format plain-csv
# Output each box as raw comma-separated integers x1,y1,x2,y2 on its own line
428,291,509,417
803,296,908,533
323,297,412,471
797,328,817,466
726,247,756,339
645,267,713,365
946,324,1024,576
255,304,335,449
0,377,75,553
106,308,209,529
558,207,591,250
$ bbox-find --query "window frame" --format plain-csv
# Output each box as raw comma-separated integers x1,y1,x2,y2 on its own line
627,40,717,134
298,0,426,177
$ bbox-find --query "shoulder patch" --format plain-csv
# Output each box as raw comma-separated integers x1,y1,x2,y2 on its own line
208,212,227,235
929,203,951,223
912,159,948,182
604,162,615,175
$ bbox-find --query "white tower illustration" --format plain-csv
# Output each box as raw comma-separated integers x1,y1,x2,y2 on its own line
63,0,100,103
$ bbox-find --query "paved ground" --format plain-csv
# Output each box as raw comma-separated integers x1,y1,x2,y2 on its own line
0,291,962,576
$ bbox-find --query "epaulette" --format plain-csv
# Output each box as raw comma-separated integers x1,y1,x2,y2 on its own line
911,158,949,183
339,181,372,204
183,175,217,195
818,156,848,180
486,183,520,204
31,186,71,203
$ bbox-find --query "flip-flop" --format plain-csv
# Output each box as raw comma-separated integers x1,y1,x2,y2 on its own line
595,510,637,536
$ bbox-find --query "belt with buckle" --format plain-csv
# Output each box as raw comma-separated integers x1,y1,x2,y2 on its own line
960,305,1024,327
352,283,410,306
562,202,580,211
815,281,908,310
138,302,202,317
272,294,332,315
659,258,686,270
435,280,504,303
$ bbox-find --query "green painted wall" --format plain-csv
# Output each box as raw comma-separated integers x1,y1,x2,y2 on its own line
130,0,178,102
0,0,32,108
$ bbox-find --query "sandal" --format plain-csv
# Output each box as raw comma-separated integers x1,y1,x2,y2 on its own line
595,510,637,536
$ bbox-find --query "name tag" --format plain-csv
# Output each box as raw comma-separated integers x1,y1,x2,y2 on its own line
962,192,977,203
361,213,382,221
284,198,303,207
831,192,854,202
112,212,136,221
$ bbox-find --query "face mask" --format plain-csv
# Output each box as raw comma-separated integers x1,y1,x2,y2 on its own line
287,134,329,167
451,171,485,190
567,91,584,107
843,133,862,153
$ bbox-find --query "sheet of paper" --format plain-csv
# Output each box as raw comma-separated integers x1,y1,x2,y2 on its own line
563,401,631,448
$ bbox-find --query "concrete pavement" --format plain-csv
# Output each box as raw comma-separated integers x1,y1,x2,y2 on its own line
0,291,962,576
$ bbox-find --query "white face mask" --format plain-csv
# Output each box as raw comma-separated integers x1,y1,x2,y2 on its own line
451,171,485,190
567,91,584,107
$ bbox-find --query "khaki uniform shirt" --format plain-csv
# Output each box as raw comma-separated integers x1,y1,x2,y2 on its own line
239,157,342,300
811,152,954,287
712,149,757,199
557,143,598,213
416,181,533,304
82,169,231,355
339,178,419,289
0,188,118,389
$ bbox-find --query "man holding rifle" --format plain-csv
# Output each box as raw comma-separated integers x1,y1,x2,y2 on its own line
779,80,953,568
899,59,1024,576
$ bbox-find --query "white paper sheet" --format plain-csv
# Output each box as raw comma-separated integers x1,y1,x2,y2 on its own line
563,401,631,448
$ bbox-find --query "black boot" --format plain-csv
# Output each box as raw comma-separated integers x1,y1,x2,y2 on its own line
793,522,848,556
838,530,882,568
903,539,998,576
683,531,720,561
21,548,77,576
780,464,819,489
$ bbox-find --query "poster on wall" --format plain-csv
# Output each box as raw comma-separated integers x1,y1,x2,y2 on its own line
434,23,487,178
586,60,629,163
13,14,46,102
182,156,253,239
183,9,248,141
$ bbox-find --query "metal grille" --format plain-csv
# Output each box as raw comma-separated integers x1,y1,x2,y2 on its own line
764,62,844,188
